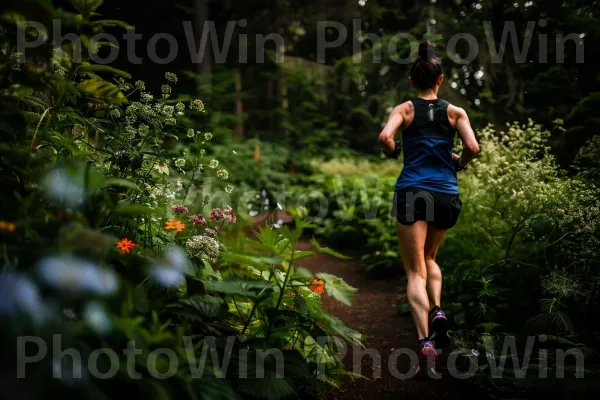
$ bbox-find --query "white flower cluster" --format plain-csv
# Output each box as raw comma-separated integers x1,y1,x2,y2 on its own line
185,235,220,262
463,120,600,270
216,169,228,180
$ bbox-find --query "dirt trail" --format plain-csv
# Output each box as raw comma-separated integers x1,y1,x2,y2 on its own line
296,240,466,400
248,212,469,399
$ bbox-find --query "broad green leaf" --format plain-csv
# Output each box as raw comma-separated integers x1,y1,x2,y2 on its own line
78,79,128,104
290,250,316,261
293,267,314,279
308,307,363,345
293,294,308,314
237,350,309,400
79,64,131,78
252,224,277,246
89,41,119,55
22,111,43,124
91,19,132,28
310,237,351,259
71,0,104,17
203,279,273,298
103,177,140,190
223,251,284,270
295,219,318,230
316,272,356,306
274,237,291,254
3,12,49,41
50,134,93,157
184,276,206,296
236,370,296,400
279,225,302,243
168,295,227,320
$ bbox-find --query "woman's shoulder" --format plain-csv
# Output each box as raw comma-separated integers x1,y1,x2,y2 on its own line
394,100,414,117
445,101,468,126
446,102,467,117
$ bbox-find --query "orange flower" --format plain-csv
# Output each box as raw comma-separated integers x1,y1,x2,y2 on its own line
165,219,186,232
0,221,16,232
308,279,325,294
116,238,135,254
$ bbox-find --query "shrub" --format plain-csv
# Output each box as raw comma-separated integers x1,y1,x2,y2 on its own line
211,138,313,219
0,3,362,399
293,121,600,394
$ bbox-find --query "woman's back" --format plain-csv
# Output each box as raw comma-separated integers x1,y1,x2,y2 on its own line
377,41,480,371
396,98,458,194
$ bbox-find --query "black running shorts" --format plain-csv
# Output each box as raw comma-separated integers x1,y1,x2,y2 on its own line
391,186,462,230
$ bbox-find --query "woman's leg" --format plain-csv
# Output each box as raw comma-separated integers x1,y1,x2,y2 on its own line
395,220,429,340
424,224,452,349
423,225,448,308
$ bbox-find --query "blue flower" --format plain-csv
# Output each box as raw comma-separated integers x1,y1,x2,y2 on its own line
83,302,112,335
0,271,46,323
43,168,85,208
164,246,190,272
36,255,118,296
150,267,186,288
149,246,189,288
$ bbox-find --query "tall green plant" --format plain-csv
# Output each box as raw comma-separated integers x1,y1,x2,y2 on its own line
0,2,363,399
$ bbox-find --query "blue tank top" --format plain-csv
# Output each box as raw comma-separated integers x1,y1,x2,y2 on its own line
395,98,459,194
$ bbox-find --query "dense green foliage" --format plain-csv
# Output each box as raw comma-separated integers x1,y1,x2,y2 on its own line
2,0,600,398
83,0,600,168
290,122,600,395
0,2,362,399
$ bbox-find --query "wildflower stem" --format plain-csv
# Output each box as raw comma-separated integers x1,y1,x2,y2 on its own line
274,241,296,312
291,330,300,348
505,217,527,259
233,298,247,326
241,300,257,335
242,267,274,336
182,169,196,203
30,107,51,151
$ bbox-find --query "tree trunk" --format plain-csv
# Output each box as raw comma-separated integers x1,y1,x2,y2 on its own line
194,0,212,80
234,69,244,137
278,44,288,112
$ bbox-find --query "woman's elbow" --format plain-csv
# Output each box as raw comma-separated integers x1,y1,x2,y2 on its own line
468,142,480,155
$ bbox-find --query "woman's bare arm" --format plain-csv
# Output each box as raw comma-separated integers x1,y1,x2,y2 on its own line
378,104,405,154
452,106,480,167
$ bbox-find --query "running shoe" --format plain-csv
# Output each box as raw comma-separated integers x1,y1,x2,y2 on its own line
428,306,451,349
415,339,438,378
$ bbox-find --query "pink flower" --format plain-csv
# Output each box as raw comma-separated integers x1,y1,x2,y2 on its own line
171,205,189,214
188,214,206,226
224,206,237,224
210,208,224,221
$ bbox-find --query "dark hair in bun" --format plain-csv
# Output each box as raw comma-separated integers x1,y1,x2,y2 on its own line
410,41,443,91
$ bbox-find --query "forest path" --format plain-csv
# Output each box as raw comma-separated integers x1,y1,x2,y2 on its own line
296,239,465,400
249,212,468,399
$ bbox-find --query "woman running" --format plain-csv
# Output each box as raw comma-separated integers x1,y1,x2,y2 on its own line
378,41,480,376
